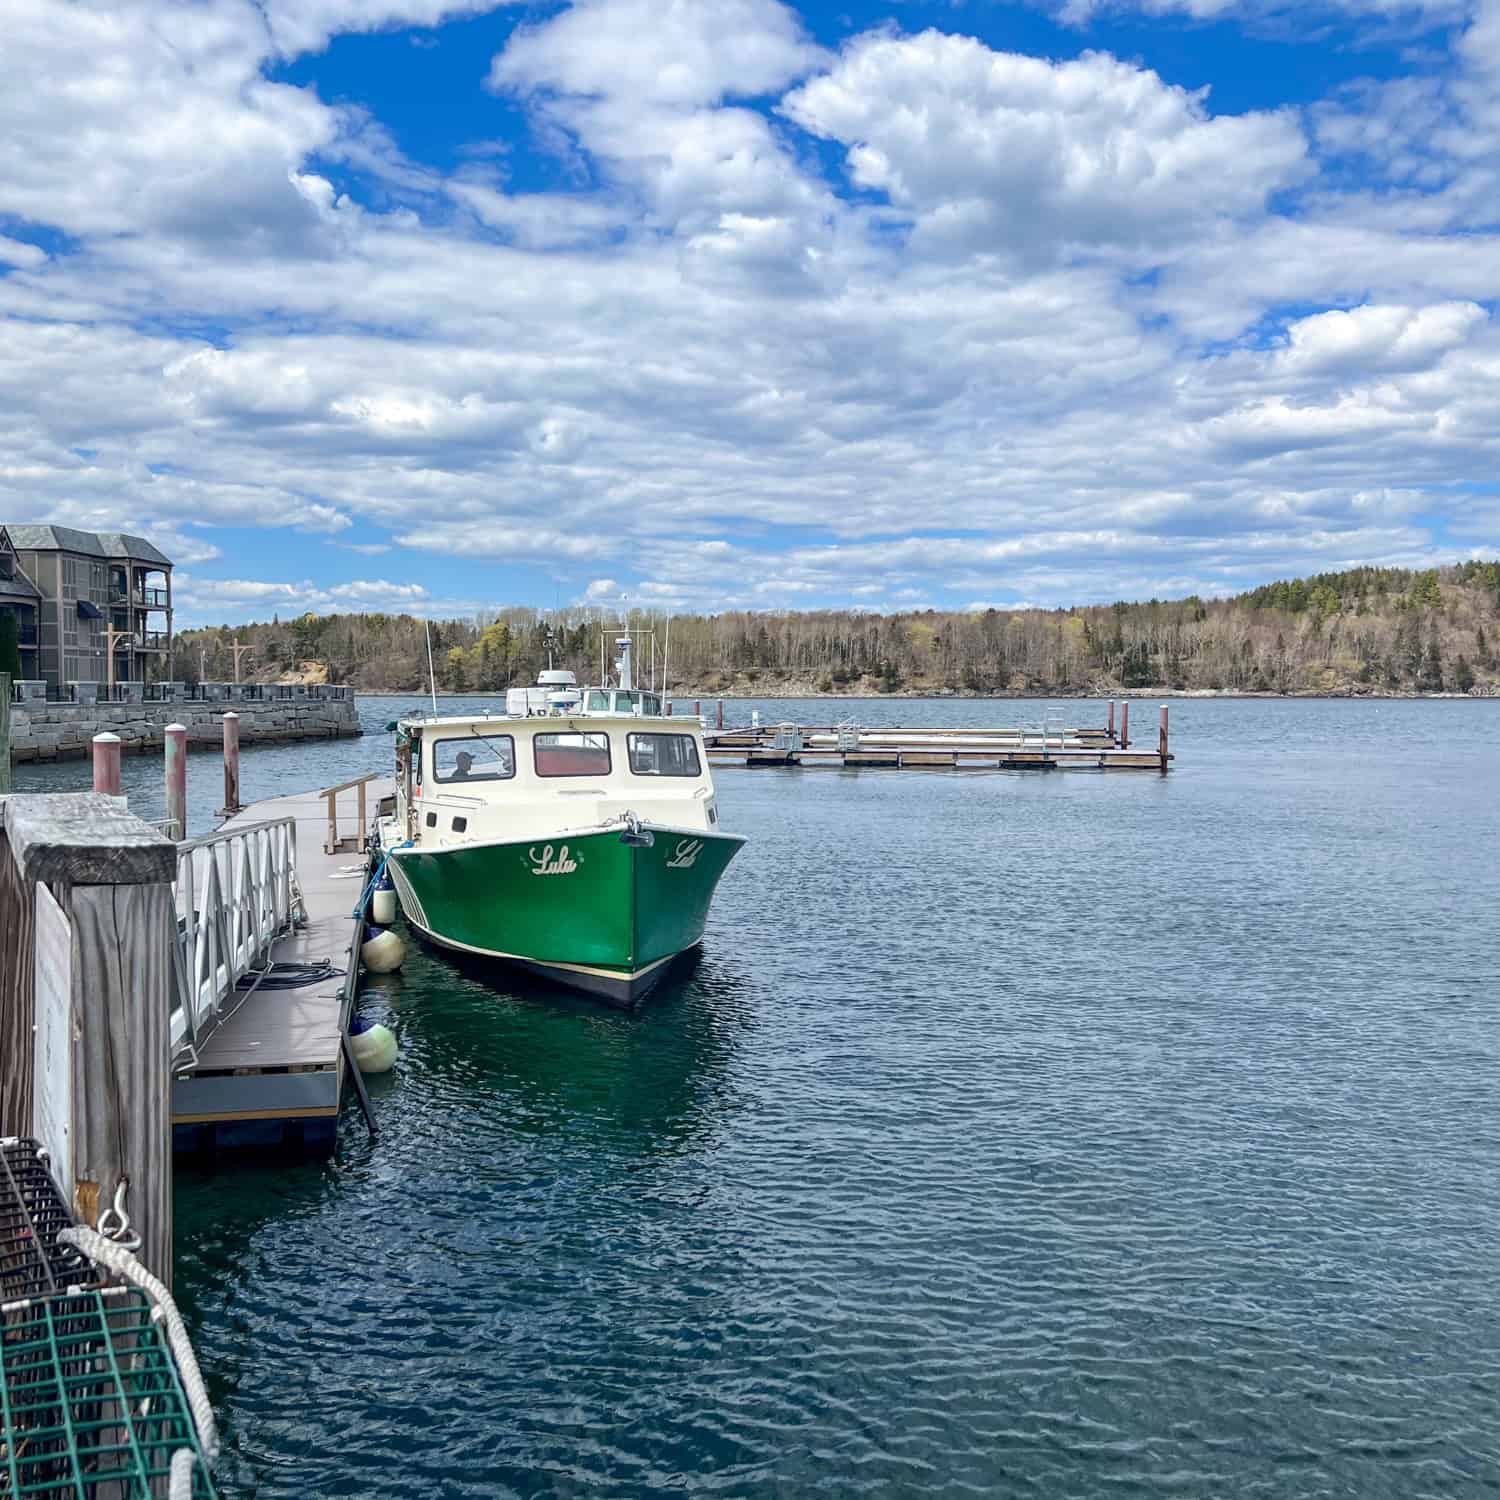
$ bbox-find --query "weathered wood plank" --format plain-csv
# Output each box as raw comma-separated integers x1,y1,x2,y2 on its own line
0,824,37,1136
4,792,176,887
69,881,175,1287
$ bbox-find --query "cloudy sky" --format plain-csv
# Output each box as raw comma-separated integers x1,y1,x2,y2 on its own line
3,0,1499,624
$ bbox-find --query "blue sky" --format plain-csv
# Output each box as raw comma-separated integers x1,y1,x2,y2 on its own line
2,0,1499,625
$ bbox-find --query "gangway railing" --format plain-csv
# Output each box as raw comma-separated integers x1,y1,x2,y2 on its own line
320,771,382,855
170,816,298,1055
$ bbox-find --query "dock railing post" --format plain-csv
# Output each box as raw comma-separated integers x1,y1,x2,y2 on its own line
0,793,177,1286
92,732,122,797
1159,704,1169,773
1120,700,1129,750
165,723,187,840
221,711,241,815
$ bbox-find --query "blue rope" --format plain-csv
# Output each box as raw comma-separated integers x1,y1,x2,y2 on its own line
352,840,411,918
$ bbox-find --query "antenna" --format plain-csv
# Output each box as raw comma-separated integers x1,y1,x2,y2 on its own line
424,617,438,715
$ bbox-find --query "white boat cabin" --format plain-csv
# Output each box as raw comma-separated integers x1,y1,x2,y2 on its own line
393,713,720,847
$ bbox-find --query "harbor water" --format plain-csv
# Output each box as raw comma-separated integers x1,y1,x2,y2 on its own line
12,697,1500,1496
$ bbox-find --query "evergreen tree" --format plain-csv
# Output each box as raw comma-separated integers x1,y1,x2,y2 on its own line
1453,655,1475,693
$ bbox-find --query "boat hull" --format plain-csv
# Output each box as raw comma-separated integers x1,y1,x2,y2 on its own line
385,823,743,1007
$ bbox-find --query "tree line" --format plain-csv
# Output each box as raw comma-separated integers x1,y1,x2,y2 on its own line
172,560,1500,697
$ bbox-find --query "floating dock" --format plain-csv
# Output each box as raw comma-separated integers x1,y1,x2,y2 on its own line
170,776,388,1154
704,701,1173,772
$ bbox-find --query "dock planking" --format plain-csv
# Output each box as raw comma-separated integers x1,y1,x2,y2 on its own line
171,778,391,1152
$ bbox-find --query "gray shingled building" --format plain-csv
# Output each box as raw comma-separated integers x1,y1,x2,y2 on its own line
0,525,173,691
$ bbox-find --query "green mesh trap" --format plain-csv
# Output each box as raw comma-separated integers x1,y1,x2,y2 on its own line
0,1288,217,1498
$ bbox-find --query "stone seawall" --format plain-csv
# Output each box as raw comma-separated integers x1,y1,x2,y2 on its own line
8,697,362,762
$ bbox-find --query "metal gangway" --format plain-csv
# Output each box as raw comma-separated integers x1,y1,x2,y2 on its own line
169,817,299,1057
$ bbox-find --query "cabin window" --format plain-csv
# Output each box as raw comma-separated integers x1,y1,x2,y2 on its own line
627,733,701,777
425,812,437,828
534,731,612,777
433,734,515,783
586,690,611,711
452,816,468,833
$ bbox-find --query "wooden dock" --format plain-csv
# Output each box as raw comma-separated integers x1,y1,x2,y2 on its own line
706,701,1174,772
170,776,389,1153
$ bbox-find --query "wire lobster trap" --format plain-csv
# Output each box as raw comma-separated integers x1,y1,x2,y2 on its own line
1,1140,219,1499
0,1140,104,1305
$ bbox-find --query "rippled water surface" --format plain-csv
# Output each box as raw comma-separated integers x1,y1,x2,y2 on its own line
16,697,1500,1496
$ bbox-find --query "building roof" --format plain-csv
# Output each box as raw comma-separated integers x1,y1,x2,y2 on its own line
4,525,172,567
0,574,42,602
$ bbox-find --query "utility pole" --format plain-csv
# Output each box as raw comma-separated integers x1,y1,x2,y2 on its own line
104,624,132,693
229,639,253,684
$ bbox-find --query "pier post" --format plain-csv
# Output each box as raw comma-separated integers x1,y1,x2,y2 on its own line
1159,704,1169,773
165,723,187,840
92,732,122,796
717,700,724,730
1107,699,1116,742
666,701,673,715
221,710,241,815
695,700,701,717
1120,700,1129,750
0,793,177,1285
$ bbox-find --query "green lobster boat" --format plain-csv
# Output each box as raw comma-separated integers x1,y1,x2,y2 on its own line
375,682,744,1006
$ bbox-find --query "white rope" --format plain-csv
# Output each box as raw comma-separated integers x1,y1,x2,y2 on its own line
169,1447,200,1500
57,1225,220,1460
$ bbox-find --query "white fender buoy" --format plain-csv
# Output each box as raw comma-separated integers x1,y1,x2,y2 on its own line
349,1019,398,1073
361,926,405,974
370,880,397,926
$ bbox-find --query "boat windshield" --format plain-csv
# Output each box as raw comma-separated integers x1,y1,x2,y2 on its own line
434,734,515,783
627,732,701,777
534,731,611,777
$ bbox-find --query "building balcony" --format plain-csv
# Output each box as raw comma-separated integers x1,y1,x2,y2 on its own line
109,585,170,609
134,630,170,651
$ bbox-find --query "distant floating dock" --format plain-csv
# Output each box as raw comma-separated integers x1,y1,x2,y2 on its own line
702,700,1174,772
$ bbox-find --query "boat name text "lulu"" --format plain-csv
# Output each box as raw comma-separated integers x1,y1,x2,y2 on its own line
528,844,579,876
667,838,704,870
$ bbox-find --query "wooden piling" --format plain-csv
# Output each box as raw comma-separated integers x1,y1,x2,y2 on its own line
1159,704,1169,774
1120,700,1130,750
165,723,187,840
666,701,673,715
0,793,177,1285
221,711,241,815
716,700,725,730
694,700,701,717
1107,700,1116,742
92,732,122,796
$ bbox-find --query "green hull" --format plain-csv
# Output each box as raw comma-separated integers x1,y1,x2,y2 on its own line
385,823,744,1005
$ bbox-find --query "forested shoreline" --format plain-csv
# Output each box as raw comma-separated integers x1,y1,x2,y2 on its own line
176,562,1500,698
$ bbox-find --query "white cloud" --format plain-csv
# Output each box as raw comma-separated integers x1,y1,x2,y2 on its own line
0,236,47,270
1277,302,1488,375
782,31,1308,259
